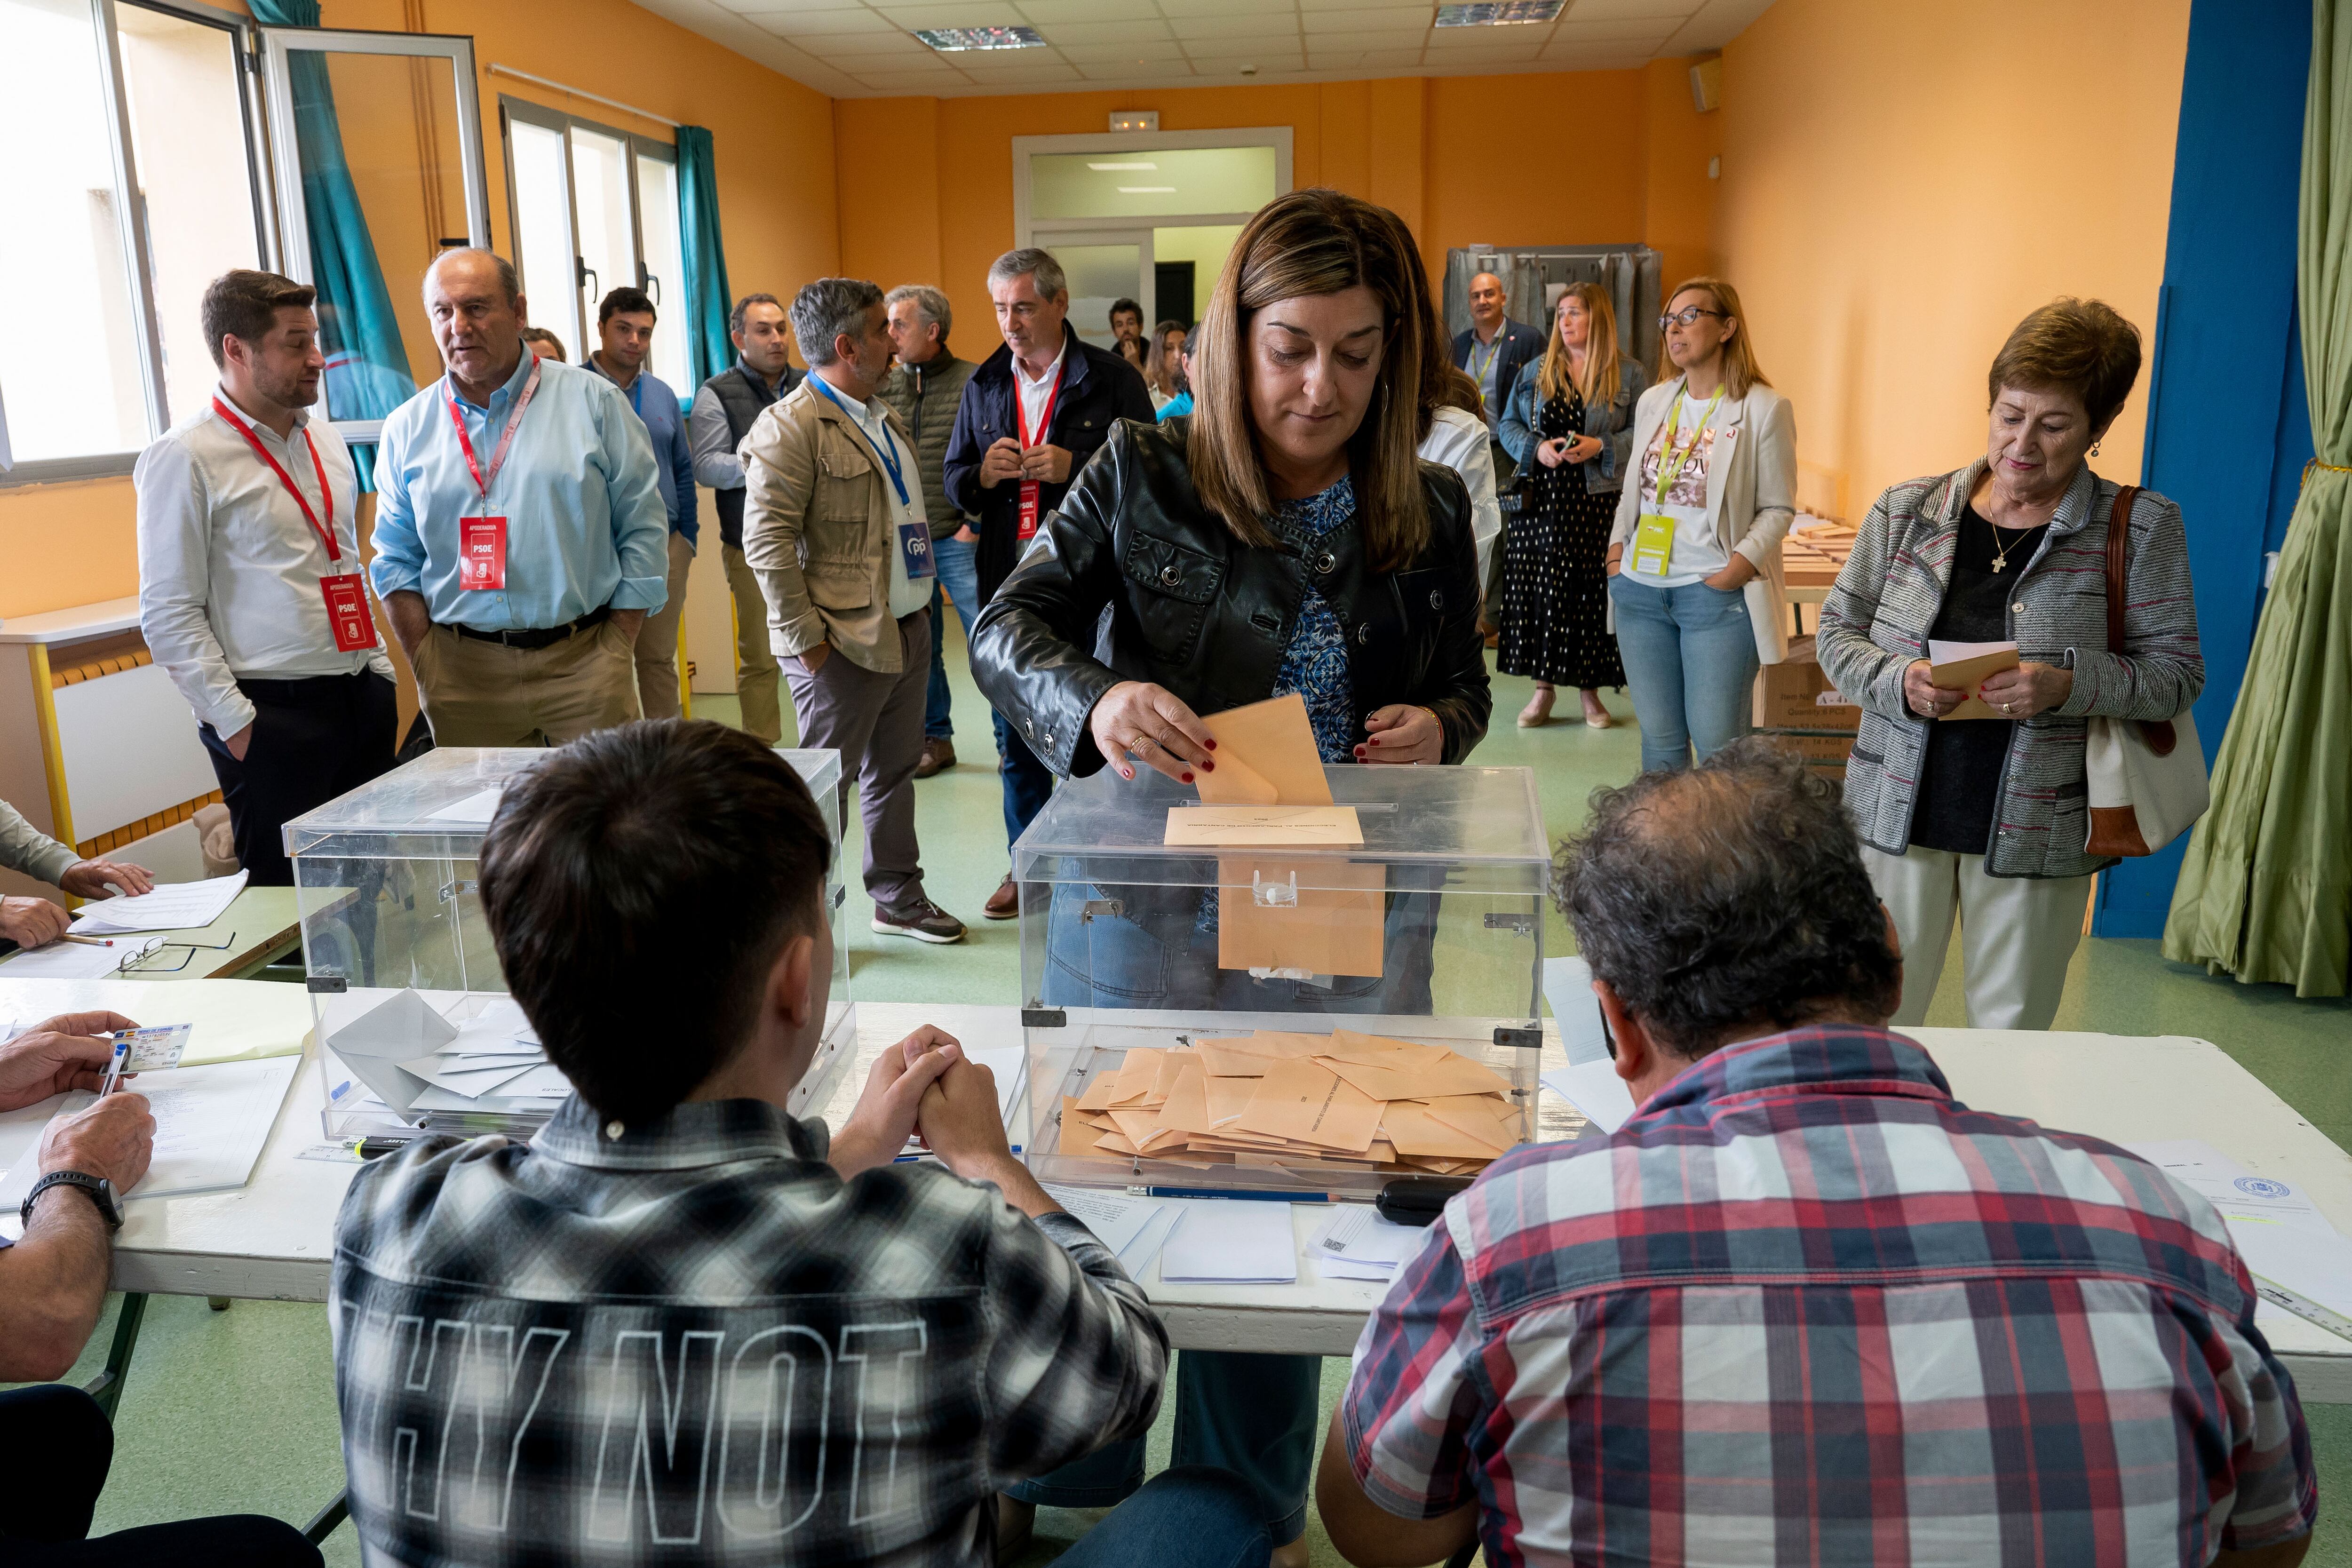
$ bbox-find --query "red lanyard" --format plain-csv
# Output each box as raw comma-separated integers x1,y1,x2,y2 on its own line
1016,356,1064,451
444,355,543,506
211,396,339,561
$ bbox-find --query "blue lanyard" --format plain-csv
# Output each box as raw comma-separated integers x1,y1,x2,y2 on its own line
809,375,910,508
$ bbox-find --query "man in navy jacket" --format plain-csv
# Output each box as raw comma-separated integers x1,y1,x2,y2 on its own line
944,248,1155,919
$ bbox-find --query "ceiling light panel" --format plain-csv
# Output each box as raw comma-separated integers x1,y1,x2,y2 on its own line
914,24,1045,48
1434,0,1565,24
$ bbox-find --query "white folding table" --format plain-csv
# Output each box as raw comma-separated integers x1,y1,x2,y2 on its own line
6,980,2348,1402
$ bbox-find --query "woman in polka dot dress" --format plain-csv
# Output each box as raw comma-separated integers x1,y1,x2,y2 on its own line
1496,282,1646,727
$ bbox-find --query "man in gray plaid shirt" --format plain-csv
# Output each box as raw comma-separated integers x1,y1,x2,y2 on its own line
330,720,1270,1568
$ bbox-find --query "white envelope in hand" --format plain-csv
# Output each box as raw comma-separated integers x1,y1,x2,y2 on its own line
325,989,457,1115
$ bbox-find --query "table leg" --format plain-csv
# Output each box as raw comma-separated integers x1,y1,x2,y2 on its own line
82,1291,149,1421
302,1488,350,1545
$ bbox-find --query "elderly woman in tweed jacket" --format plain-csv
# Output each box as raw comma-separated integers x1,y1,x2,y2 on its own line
1817,299,2201,1031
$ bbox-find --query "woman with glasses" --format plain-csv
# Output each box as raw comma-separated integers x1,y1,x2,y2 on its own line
1496,282,1646,728
1606,277,1796,770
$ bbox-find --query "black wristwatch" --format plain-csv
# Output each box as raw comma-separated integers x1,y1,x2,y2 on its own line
22,1170,122,1230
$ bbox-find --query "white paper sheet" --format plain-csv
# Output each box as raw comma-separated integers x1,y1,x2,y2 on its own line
1926,638,2018,666
0,1056,298,1208
69,873,247,935
1041,1183,1174,1257
1118,1205,1184,1275
1312,1204,1424,1267
1541,955,1610,1067
1542,1062,1637,1133
1160,1200,1296,1283
2124,1139,2352,1337
0,935,161,979
428,786,505,824
1313,1253,1402,1282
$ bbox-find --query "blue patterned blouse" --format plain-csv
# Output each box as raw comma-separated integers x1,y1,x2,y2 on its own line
1271,476,1358,763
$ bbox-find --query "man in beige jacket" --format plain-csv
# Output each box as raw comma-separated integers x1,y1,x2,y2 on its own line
742,279,966,944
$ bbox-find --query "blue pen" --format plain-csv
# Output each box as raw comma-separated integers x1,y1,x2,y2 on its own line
98,1039,129,1098
1134,1186,1327,1203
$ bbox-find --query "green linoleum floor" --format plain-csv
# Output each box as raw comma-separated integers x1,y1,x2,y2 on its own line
39,618,2352,1565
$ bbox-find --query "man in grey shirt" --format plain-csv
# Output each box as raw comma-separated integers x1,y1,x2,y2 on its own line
690,293,804,745
0,800,153,950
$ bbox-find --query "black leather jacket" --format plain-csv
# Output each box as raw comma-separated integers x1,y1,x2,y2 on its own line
969,417,1492,780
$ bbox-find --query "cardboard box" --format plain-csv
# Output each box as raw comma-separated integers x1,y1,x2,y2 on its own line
1755,635,1860,732
1757,729,1856,766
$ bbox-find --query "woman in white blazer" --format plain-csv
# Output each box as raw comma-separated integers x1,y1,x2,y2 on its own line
1606,277,1796,772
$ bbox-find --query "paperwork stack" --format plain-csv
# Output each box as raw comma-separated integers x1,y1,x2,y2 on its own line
1013,706,1547,1197
289,746,857,1128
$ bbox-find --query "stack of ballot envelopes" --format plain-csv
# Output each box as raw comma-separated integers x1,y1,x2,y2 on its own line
1059,1027,1523,1177
327,989,572,1130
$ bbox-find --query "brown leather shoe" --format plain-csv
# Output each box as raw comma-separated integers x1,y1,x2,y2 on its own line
914,737,956,779
983,873,1019,921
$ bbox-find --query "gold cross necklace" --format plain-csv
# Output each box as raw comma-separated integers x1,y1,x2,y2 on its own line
1986,512,2034,573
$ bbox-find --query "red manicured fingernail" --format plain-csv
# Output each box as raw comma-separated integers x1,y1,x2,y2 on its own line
1368,738,1380,746
1181,772,1195,783
1205,739,1216,750
1200,760,1214,771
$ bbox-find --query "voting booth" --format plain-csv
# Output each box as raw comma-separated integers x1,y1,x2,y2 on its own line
285,745,855,1138
1013,763,1549,1196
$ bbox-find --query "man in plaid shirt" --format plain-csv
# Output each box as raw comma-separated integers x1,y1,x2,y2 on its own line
1319,738,2316,1568
331,721,1269,1568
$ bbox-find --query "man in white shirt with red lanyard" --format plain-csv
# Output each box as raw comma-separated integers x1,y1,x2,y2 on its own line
135,270,398,886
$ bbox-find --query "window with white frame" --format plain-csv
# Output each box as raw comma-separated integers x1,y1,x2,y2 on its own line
0,0,266,477
501,98,691,398
0,0,491,480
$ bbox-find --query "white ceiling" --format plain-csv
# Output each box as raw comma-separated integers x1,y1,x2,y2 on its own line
627,0,1775,100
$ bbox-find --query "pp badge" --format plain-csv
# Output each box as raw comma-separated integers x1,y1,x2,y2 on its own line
458,515,508,590
1630,513,1676,577
898,520,937,581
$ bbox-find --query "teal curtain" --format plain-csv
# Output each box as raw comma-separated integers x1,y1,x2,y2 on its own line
2164,0,2352,995
676,127,733,392
251,0,415,488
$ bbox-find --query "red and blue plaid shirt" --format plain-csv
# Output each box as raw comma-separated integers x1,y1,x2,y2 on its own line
1341,1024,2316,1566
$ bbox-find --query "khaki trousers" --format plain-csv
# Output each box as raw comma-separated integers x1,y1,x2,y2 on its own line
784,610,931,912
1867,844,2092,1031
723,542,783,744
634,531,693,722
411,618,640,747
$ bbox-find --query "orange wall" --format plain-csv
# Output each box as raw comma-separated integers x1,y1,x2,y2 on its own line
0,0,837,620
1714,0,2190,519
838,66,1718,357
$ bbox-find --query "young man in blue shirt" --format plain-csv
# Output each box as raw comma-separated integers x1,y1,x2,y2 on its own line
589,285,699,723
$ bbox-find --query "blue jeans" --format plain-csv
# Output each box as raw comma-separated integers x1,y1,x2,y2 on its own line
1052,1464,1273,1568
1007,1352,1322,1546
925,533,980,741
1609,573,1759,772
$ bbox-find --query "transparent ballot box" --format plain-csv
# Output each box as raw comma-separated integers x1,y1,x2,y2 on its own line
286,745,856,1136
1015,765,1548,1196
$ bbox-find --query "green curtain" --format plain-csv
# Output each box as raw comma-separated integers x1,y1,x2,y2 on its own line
2163,0,2352,996
250,0,415,472
676,127,733,392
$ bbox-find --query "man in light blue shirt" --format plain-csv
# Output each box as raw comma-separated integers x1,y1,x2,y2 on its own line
370,249,669,747
587,284,698,723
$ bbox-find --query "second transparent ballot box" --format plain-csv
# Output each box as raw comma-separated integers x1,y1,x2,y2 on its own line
1013,764,1548,1196
285,745,856,1132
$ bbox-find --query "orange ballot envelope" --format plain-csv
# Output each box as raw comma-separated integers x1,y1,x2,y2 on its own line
1162,692,1387,978
1927,638,2021,722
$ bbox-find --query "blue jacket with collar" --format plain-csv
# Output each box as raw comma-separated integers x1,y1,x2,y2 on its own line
1452,318,1544,424
942,321,1157,603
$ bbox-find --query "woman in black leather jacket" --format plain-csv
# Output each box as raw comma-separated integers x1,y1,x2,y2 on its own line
969,188,1490,1567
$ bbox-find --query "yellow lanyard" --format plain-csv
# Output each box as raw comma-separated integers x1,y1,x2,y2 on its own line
1652,385,1725,506
1469,335,1501,405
